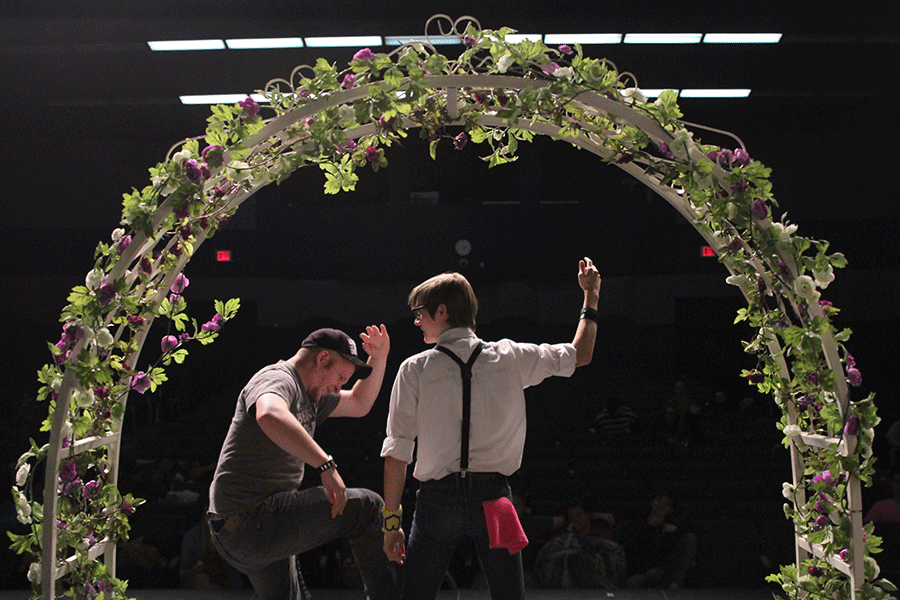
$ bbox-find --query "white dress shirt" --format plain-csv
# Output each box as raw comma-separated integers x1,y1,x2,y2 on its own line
381,327,577,482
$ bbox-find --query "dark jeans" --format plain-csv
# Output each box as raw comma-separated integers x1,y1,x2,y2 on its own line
209,486,398,600
403,474,525,600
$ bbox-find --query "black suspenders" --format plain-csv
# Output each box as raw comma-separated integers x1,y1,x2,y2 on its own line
435,342,484,478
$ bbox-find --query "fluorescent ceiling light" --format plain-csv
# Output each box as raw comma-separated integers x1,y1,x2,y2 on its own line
226,37,304,49
544,33,623,44
180,93,267,105
637,89,670,98
385,35,461,46
148,39,225,51
703,33,782,44
303,35,383,48
624,33,702,44
680,88,751,98
505,34,543,43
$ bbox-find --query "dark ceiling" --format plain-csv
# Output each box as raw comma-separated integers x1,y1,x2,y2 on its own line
2,1,898,315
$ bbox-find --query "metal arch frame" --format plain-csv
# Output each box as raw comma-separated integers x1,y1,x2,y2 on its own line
41,72,865,599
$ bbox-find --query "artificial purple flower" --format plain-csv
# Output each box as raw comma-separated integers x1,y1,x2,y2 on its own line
139,256,153,274
658,142,674,160
201,144,225,168
82,480,100,500
161,335,179,354
497,92,509,107
808,372,818,384
461,36,476,48
845,353,856,368
352,47,376,62
746,371,766,384
337,140,358,155
131,372,151,394
840,549,849,562
238,97,260,118
473,92,488,105
379,115,396,133
116,234,132,255
815,515,829,529
819,300,834,308
454,132,468,151
179,225,193,240
364,146,381,163
53,343,70,365
62,479,82,498
171,273,189,294
540,62,560,75
97,581,114,594
60,461,77,483
845,414,861,436
847,367,862,387
814,470,835,486
57,519,67,529
179,332,191,343
122,499,135,515
715,148,733,166
809,566,824,577
202,313,224,333
815,492,834,514
94,386,110,399
342,73,356,90
63,324,84,345
559,44,574,55
127,315,146,327
184,159,203,182
752,198,769,220
733,148,751,167
616,152,634,165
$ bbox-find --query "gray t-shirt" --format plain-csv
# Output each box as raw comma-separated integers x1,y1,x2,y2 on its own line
208,360,340,516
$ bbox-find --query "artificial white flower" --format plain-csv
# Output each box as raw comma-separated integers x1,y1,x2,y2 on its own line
16,463,29,487
95,328,114,348
783,424,802,438
669,128,694,160
172,149,192,166
51,378,63,392
152,175,176,196
554,66,574,81
338,104,355,122
794,275,820,302
770,222,798,245
865,556,881,579
16,491,32,524
111,228,125,242
27,562,41,584
73,388,95,409
621,87,647,104
813,265,834,289
496,53,514,73
782,482,795,500
85,269,103,290
725,274,751,291
228,161,252,182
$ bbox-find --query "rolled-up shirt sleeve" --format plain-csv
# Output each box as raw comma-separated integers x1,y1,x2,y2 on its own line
381,359,419,463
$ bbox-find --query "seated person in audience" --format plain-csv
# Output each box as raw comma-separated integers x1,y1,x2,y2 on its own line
617,488,696,589
865,469,900,524
589,396,638,437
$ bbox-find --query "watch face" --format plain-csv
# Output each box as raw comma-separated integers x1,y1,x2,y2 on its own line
455,239,472,256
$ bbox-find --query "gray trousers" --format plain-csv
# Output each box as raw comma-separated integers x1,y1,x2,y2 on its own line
210,486,398,600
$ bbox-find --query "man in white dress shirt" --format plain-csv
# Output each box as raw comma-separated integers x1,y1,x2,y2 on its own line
381,259,602,600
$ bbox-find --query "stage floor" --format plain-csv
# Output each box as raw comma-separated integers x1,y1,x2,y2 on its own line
0,589,776,600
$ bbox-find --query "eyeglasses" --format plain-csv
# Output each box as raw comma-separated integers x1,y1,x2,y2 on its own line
411,305,426,322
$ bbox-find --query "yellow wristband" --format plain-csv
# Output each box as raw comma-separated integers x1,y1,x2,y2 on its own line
382,505,402,533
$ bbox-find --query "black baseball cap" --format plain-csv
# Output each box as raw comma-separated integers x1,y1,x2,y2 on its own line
301,328,372,379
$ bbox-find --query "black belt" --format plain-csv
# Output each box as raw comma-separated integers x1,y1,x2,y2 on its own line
421,471,507,490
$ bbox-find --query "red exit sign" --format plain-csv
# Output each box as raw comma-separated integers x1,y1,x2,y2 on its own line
701,246,716,257
216,250,232,262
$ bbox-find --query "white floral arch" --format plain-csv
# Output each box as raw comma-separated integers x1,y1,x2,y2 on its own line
10,15,893,600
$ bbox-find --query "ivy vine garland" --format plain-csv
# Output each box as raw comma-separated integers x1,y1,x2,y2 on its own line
9,15,895,600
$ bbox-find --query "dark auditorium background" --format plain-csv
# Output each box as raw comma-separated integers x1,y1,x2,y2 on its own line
2,0,898,591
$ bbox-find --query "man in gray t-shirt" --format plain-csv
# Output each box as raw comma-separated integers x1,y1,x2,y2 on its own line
209,327,398,600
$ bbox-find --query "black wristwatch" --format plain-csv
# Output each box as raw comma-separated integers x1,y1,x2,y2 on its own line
317,455,337,473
